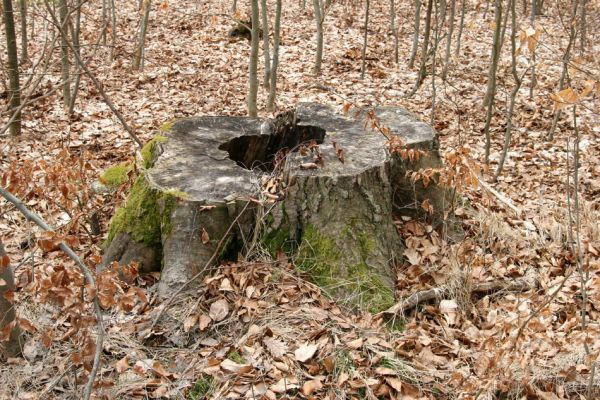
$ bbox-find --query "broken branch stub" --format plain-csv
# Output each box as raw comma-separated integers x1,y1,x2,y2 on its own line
103,103,447,310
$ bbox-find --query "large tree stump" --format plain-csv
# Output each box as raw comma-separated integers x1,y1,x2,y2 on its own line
103,103,446,311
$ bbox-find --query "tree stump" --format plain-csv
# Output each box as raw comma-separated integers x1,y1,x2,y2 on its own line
103,103,446,311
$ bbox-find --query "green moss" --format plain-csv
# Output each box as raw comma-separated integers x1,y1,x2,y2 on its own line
100,162,133,187
189,375,214,399
296,225,394,313
141,135,167,169
159,118,177,132
296,225,342,288
105,176,178,248
227,351,246,364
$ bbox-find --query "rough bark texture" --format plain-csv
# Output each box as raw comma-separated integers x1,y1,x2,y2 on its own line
0,239,23,359
103,103,446,310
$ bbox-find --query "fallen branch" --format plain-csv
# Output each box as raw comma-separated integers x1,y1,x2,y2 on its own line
381,275,537,316
476,175,522,217
0,187,104,400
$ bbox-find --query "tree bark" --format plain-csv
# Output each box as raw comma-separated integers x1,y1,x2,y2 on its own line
312,0,324,75
0,239,22,359
260,0,271,88
267,0,282,111
248,0,260,117
408,0,422,69
3,0,22,136
58,0,71,109
360,0,370,79
133,0,151,70
18,0,27,62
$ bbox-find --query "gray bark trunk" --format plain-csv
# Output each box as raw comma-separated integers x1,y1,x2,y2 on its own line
58,0,71,109
260,0,271,87
248,0,260,116
0,239,23,359
267,0,282,111
3,0,22,135
312,0,324,75
133,0,151,70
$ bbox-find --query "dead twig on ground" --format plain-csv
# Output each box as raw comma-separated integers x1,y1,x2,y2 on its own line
381,274,537,316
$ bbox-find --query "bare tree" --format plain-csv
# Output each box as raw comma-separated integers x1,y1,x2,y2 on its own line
3,0,22,136
0,238,22,359
495,0,526,179
442,0,456,80
455,0,466,55
260,0,271,87
133,0,151,70
267,0,282,111
482,0,505,163
390,0,399,64
312,0,325,75
548,0,579,141
248,0,260,116
408,0,422,68
19,0,28,62
360,0,370,79
58,0,71,109
407,0,433,96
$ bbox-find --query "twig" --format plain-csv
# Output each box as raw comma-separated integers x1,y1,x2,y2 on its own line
149,201,252,332
476,175,522,217
381,275,536,316
0,187,104,400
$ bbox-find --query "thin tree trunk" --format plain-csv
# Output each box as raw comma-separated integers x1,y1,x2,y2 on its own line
3,0,22,136
312,0,324,75
102,0,107,45
68,0,83,115
18,0,27,62
579,0,586,55
232,0,237,13
455,0,466,55
408,0,422,68
248,0,260,117
133,0,151,70
0,239,22,359
442,0,456,80
260,0,271,87
390,0,399,64
407,0,433,96
267,0,282,111
482,0,503,108
58,0,71,109
110,0,117,61
548,0,578,141
431,0,441,125
495,0,523,179
482,0,504,164
360,0,370,79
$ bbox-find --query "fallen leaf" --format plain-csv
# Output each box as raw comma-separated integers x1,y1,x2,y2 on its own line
209,299,229,322
201,228,210,244
294,343,318,362
301,379,322,396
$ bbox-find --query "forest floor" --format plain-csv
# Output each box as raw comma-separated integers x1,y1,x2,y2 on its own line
0,0,599,398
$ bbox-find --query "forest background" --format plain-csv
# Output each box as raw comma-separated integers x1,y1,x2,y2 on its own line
0,0,599,398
